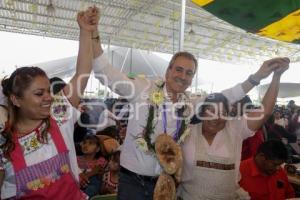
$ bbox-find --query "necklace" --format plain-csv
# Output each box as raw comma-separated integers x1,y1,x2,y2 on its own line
135,79,191,153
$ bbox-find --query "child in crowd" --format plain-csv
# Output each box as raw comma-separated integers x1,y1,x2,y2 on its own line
101,150,120,195
77,135,107,198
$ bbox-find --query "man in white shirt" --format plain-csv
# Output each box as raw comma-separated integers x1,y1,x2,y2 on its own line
80,7,290,200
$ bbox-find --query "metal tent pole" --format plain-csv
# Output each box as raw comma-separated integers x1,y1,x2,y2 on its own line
179,0,186,51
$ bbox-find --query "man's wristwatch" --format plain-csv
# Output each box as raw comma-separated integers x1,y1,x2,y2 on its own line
247,75,260,86
92,35,100,41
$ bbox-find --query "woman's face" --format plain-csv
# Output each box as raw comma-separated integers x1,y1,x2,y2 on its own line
202,104,227,134
13,75,52,120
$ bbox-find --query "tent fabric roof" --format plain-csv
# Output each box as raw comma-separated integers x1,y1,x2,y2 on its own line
33,46,169,79
1,0,300,64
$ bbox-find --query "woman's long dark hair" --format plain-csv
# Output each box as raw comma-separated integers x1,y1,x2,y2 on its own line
1,67,50,160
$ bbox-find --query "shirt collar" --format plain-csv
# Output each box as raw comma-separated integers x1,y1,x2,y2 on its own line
163,83,189,105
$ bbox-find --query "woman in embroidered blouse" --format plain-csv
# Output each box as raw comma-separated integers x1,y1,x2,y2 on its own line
178,60,290,200
0,7,98,200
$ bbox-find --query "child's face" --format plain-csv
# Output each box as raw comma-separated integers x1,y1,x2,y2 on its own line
80,139,99,155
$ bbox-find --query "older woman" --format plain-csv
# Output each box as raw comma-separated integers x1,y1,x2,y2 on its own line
178,60,289,200
0,7,97,200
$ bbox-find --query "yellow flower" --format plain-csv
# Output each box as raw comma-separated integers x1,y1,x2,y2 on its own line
30,137,39,149
61,164,70,173
149,90,164,105
31,180,41,191
27,182,34,190
32,186,39,191
40,177,52,186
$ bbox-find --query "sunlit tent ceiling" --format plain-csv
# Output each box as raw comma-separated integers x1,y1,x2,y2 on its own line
33,46,168,79
1,0,300,64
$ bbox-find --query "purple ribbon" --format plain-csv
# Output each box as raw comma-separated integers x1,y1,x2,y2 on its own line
162,104,182,141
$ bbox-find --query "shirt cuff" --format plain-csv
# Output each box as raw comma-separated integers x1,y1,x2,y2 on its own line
92,53,110,74
233,83,245,99
222,83,245,104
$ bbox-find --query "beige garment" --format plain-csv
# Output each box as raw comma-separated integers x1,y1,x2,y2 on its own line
180,127,236,200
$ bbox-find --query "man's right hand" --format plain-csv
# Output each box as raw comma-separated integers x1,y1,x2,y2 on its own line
77,6,99,32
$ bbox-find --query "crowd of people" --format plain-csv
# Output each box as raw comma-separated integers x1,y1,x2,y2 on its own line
0,5,299,200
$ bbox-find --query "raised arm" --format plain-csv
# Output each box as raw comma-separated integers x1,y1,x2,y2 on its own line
241,57,289,94
221,57,290,105
246,58,290,131
91,26,103,59
90,9,149,101
63,7,98,107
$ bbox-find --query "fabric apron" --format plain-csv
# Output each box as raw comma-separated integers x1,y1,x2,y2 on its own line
10,118,86,200
182,128,237,200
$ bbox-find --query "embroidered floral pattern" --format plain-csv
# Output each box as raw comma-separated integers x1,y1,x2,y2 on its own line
26,179,43,191
26,164,70,191
20,132,44,156
51,93,69,126
61,164,70,173
29,136,39,149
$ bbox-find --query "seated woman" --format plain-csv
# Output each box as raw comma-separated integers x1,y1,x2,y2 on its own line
0,7,98,200
178,62,289,200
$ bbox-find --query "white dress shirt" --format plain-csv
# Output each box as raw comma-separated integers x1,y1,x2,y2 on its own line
93,54,246,176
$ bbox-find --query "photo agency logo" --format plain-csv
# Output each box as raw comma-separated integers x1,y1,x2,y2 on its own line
50,75,266,123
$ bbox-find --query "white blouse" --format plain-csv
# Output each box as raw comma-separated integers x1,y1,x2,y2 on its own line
179,117,254,199
0,93,80,199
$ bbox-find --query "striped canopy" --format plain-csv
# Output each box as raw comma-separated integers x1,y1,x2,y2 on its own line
192,0,300,43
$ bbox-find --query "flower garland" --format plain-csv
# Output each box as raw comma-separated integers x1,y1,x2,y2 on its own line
135,79,191,153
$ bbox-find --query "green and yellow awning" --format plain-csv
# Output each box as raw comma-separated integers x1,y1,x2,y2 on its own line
192,0,300,43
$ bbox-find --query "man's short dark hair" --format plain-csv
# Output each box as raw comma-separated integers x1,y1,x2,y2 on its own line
256,140,288,161
167,51,198,72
